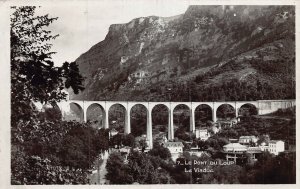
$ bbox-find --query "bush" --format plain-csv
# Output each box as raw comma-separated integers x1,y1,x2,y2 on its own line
149,142,171,160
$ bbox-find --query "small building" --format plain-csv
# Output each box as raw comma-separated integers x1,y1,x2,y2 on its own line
195,129,210,141
259,143,269,152
119,146,131,154
129,70,150,84
189,151,211,157
268,140,285,155
109,128,118,138
211,126,219,134
239,136,258,146
223,143,248,163
223,143,248,152
163,142,184,154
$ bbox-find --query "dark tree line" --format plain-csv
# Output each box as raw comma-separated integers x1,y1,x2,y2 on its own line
147,75,294,102
241,152,296,184
106,144,173,184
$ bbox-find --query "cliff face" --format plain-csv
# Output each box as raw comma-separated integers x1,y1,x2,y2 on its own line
70,5,295,101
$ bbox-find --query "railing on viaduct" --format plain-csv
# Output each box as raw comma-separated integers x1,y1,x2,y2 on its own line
53,99,295,149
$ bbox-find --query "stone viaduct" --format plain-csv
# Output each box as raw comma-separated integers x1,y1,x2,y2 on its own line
52,99,295,149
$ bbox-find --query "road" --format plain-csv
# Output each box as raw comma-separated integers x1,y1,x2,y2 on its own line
89,150,109,184
99,151,109,184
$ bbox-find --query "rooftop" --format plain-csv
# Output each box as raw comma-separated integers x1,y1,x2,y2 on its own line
239,136,257,139
164,142,184,147
224,143,247,148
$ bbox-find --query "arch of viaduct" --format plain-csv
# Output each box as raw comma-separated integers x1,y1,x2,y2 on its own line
56,100,295,149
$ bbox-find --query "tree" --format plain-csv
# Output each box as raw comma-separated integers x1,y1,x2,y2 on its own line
110,133,123,148
38,106,62,121
106,152,133,184
61,61,85,94
10,120,108,184
148,141,171,160
202,164,244,184
11,6,85,141
11,6,84,125
96,128,109,152
10,6,85,184
241,152,296,184
123,134,136,147
174,127,191,141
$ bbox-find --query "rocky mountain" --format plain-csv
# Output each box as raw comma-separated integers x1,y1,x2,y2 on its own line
69,5,295,101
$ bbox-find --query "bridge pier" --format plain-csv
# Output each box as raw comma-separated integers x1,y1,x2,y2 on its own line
147,110,153,149
235,108,239,120
104,111,109,129
169,109,174,140
190,108,195,132
125,110,131,134
212,108,217,122
83,111,87,123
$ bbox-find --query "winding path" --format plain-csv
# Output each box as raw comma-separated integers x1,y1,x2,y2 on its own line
89,150,109,184
99,151,109,184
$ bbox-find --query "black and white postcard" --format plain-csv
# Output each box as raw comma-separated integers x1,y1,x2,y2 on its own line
0,0,298,188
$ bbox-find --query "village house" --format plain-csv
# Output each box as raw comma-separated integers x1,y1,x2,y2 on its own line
211,125,219,134
163,142,184,154
259,142,269,152
222,143,248,163
257,139,285,156
222,139,285,164
238,136,258,146
119,146,131,154
109,128,118,138
129,70,150,84
195,129,210,141
268,140,285,155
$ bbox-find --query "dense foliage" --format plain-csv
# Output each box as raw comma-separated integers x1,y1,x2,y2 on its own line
109,133,135,148
147,75,295,102
107,139,286,184
11,119,110,184
106,147,174,184
148,142,171,160
10,6,100,184
241,152,296,184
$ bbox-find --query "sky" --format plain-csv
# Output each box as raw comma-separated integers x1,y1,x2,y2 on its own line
35,0,190,66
